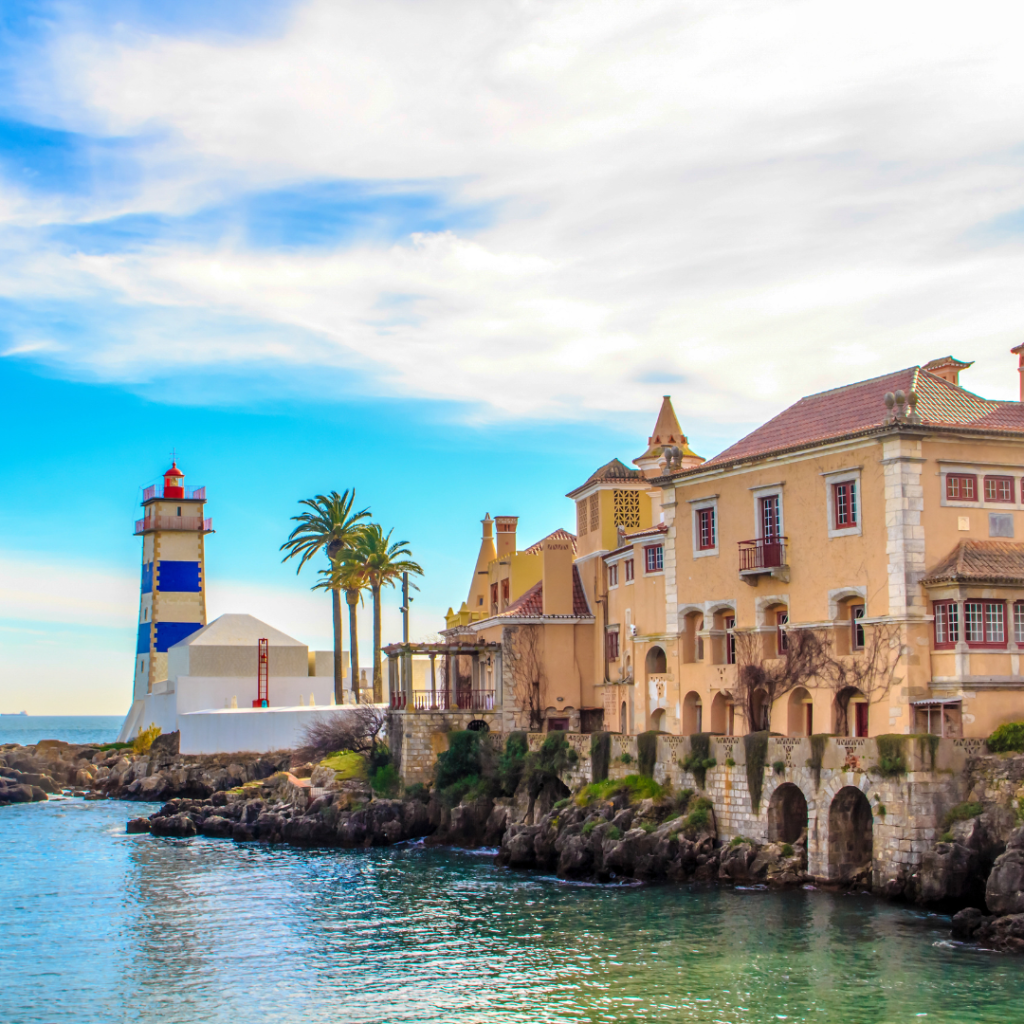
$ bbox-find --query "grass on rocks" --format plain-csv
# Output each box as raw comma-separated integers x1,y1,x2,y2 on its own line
575,774,665,807
320,751,366,780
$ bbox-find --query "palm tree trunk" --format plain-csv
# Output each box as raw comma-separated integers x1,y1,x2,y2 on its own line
331,586,343,706
346,589,360,701
372,583,383,703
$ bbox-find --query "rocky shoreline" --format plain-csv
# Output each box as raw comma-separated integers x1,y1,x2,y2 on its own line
6,735,1024,952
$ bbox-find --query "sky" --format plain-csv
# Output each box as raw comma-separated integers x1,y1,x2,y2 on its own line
1,0,1023,714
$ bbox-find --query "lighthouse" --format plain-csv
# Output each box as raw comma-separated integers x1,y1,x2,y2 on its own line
131,460,213,704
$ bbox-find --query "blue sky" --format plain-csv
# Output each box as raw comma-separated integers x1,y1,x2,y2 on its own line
2,0,1024,712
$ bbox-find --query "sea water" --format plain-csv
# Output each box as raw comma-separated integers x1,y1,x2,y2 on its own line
2,799,1023,1023
0,715,122,746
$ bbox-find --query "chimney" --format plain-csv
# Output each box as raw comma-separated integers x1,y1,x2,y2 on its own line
1013,343,1024,403
542,535,575,616
923,355,973,387
495,516,518,559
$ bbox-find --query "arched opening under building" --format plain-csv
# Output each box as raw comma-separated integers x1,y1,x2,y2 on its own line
646,645,667,675
750,688,770,732
828,786,873,879
650,707,666,732
787,687,813,736
683,691,703,734
708,692,733,733
767,783,808,845
833,687,868,736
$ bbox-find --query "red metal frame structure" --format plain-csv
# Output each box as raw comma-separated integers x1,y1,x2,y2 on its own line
253,638,269,707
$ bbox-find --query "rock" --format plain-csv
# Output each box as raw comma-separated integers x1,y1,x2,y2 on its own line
232,822,256,842
951,906,987,939
977,913,1024,952
914,840,980,905
126,817,152,834
149,732,179,757
136,775,170,801
200,815,234,838
1,784,36,804
502,825,540,868
557,830,594,877
150,813,197,837
986,838,1024,915
719,841,757,883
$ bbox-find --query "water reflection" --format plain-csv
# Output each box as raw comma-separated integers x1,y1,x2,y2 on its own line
1,800,1021,1024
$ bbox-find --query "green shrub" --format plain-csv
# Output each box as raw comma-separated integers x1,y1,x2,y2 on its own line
590,732,612,783
988,722,1024,754
674,787,694,816
873,735,908,778
435,730,482,790
576,774,664,806
606,825,622,841
132,722,161,755
772,760,786,774
725,757,736,768
370,763,400,797
682,796,714,833
939,831,955,843
744,732,769,812
681,734,716,789
780,842,794,857
730,835,754,847
404,782,430,803
582,820,597,836
640,821,656,833
619,752,633,765
941,801,984,832
637,731,659,777
524,732,578,797
553,797,571,810
498,732,528,795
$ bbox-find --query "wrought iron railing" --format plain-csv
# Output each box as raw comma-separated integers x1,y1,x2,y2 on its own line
391,689,496,711
738,536,787,572
134,515,214,534
142,484,206,501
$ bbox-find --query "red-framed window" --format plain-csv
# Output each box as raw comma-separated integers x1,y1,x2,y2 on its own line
645,545,664,573
776,610,789,655
608,562,618,587
833,481,858,529
698,507,716,550
946,474,977,501
605,628,620,661
964,600,1006,647
624,558,634,582
933,601,959,648
851,604,865,650
501,579,510,606
761,495,781,539
985,475,1014,503
725,615,736,664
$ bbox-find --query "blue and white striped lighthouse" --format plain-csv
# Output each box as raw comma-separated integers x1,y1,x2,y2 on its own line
131,461,213,703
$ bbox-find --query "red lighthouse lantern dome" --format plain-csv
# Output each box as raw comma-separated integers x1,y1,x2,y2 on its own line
163,461,185,499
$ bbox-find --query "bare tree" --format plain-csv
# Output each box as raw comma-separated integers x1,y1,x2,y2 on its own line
294,705,388,764
821,621,903,735
503,624,544,731
734,627,831,733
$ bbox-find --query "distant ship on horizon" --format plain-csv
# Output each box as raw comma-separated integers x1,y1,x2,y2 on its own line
0,711,28,716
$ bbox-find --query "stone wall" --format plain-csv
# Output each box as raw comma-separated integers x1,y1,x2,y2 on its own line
392,710,504,784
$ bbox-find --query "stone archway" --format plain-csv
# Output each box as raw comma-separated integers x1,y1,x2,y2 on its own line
767,783,808,844
683,691,703,734
646,645,667,674
828,786,873,879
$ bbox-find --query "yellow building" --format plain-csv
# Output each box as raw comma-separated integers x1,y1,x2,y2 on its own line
434,353,1024,740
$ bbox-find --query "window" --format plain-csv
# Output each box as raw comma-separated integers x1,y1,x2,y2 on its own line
501,579,510,606
645,545,664,573
698,507,716,550
1015,602,1024,644
934,601,959,648
776,610,789,655
606,629,620,662
624,558,634,582
612,489,641,528
490,583,498,612
577,500,588,536
725,615,736,665
833,481,858,529
608,563,618,587
851,604,865,650
589,493,600,533
946,474,977,501
985,476,1014,503
963,600,1006,647
761,495,781,539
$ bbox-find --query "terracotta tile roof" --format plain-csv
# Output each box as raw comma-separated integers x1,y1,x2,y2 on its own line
493,565,593,619
921,540,1024,586
566,458,642,498
521,528,578,556
699,367,1024,469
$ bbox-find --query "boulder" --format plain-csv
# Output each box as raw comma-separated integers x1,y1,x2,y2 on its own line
149,732,179,757
719,841,758,883
951,906,987,940
986,832,1024,915
151,813,197,837
502,825,540,868
914,840,980,905
126,817,152,834
200,815,234,838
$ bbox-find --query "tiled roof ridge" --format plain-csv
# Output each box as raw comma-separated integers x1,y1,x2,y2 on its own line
521,528,578,556
491,564,592,619
922,539,1024,585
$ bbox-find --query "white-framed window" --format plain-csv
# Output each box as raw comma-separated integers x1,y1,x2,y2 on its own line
690,497,719,559
823,468,863,538
644,545,664,573
751,485,784,540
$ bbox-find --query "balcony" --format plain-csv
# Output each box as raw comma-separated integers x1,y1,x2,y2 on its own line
738,536,789,583
142,484,206,502
391,689,496,712
134,515,214,535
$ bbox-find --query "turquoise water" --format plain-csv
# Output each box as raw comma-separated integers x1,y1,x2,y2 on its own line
0,714,122,746
2,798,1022,1024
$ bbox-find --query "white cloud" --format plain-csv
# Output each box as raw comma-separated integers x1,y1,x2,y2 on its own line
4,0,1024,422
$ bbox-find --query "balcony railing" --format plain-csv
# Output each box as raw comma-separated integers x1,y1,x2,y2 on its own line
142,484,206,501
738,536,788,572
391,689,497,712
134,515,214,535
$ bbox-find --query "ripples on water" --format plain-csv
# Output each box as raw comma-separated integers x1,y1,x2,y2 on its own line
2,800,1020,1024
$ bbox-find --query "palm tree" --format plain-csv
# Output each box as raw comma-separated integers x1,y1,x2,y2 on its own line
281,491,370,705
316,557,368,701
352,524,423,702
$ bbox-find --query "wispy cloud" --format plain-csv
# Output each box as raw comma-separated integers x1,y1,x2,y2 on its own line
1,0,1024,424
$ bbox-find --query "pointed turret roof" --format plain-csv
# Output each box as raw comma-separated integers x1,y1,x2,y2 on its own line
635,395,702,466
466,513,497,607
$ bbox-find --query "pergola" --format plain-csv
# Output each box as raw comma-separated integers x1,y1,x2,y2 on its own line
383,640,503,712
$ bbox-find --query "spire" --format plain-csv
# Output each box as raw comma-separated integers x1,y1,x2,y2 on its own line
466,514,497,609
634,395,703,476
